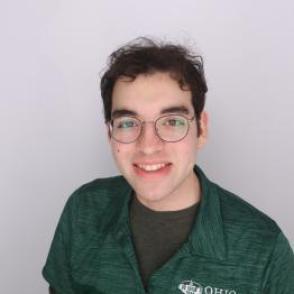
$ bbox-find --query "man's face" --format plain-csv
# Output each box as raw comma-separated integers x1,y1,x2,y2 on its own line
109,72,207,210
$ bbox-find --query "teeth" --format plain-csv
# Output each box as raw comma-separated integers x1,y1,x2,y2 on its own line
137,163,167,171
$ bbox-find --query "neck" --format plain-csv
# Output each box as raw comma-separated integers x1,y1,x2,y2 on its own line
136,171,201,212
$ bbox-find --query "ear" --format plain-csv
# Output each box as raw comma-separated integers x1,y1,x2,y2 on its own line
196,111,208,149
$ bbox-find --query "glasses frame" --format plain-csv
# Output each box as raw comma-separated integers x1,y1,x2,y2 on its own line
108,114,195,144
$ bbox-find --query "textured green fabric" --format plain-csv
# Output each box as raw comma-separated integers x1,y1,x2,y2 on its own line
130,195,200,288
42,165,294,294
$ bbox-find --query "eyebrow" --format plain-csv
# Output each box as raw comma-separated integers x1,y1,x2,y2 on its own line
111,105,191,119
161,106,190,115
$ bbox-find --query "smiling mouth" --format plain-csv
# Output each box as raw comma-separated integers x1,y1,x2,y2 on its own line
134,163,172,172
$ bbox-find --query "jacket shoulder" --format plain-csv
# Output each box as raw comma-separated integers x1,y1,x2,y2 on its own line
214,184,280,234
64,175,131,229
212,183,294,277
71,174,130,202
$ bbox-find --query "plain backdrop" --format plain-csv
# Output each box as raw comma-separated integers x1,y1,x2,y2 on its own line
1,0,293,293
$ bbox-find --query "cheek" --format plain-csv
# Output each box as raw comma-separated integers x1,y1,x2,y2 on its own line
110,142,119,159
111,142,130,161
113,149,121,158
173,135,198,158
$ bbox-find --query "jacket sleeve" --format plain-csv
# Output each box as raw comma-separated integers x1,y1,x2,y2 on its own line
42,194,78,294
262,231,294,293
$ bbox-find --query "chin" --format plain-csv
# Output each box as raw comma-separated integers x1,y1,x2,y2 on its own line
133,185,172,203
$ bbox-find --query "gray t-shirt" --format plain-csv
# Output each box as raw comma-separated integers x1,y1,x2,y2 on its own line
130,195,200,288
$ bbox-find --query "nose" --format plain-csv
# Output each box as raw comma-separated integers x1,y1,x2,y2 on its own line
136,122,164,155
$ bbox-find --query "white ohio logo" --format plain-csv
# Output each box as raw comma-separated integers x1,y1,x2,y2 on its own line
178,280,203,294
178,280,237,294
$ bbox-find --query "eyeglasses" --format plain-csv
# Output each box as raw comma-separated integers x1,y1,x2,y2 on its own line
108,114,195,144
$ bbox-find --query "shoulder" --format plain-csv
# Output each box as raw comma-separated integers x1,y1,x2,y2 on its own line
62,175,131,231
215,183,278,232
211,182,283,257
215,183,278,228
69,174,130,206
75,174,129,193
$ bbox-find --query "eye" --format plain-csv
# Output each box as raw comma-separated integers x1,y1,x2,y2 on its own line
162,116,186,127
115,118,139,129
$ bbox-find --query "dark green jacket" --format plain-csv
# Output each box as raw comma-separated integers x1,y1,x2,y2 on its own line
43,166,294,293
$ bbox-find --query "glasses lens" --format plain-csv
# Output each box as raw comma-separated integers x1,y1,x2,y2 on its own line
156,115,188,142
111,117,141,143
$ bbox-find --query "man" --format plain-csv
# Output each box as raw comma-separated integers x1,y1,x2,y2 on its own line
43,38,294,294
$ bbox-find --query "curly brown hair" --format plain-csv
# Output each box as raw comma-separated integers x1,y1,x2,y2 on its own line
100,37,208,136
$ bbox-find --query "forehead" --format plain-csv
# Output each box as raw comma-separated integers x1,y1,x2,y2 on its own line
111,72,193,118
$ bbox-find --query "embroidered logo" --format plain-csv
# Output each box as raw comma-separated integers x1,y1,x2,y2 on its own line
178,280,202,294
178,280,237,294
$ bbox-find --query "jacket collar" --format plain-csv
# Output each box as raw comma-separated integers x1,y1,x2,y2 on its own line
112,165,227,261
189,165,226,260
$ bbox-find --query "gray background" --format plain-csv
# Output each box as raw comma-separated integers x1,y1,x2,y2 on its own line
1,0,293,293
